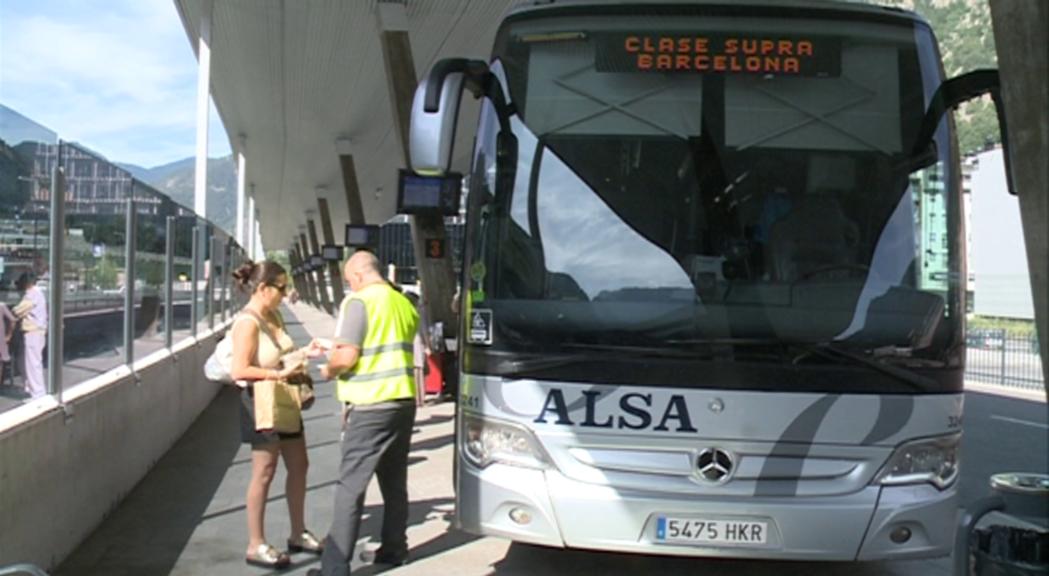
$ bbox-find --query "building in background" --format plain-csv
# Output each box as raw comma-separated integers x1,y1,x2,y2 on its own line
0,105,180,294
377,215,465,286
15,141,165,216
966,147,1034,320
911,162,950,298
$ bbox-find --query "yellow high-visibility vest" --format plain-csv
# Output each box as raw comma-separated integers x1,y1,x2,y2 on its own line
336,283,418,405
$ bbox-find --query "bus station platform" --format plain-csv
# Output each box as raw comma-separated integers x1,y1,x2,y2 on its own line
49,302,961,576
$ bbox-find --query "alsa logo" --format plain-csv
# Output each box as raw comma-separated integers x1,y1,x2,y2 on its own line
533,389,698,433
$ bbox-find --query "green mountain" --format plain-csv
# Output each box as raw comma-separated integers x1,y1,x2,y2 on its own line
875,0,1001,154
119,155,238,237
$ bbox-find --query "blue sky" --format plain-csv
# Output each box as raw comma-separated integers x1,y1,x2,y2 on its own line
0,0,231,168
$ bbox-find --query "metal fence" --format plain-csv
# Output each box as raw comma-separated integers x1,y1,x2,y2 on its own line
965,329,1045,391
1,140,249,414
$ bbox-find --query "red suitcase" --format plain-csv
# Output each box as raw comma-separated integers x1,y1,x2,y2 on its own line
424,353,443,395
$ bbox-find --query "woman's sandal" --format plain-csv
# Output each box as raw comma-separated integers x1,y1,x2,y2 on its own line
245,543,291,569
287,530,324,554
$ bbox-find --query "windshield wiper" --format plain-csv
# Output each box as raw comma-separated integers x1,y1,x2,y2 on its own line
870,346,948,368
797,343,938,392
560,342,725,359
489,352,615,376
490,343,708,377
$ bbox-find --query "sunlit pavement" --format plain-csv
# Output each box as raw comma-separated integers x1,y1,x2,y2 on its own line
52,301,1046,575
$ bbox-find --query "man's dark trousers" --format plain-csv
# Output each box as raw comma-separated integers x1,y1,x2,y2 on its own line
320,399,416,576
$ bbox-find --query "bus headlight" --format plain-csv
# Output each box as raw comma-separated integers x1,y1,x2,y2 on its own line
873,434,960,490
461,414,552,469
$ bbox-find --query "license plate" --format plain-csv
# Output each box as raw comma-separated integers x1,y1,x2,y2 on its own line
656,517,769,546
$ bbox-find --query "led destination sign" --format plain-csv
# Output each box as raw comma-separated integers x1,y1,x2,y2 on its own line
596,34,840,76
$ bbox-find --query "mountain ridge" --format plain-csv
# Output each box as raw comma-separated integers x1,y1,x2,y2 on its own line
119,155,238,237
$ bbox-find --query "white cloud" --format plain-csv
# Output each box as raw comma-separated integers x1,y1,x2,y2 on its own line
0,0,230,166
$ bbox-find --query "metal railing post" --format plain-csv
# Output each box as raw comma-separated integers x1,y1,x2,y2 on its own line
1000,329,1007,386
208,235,218,331
221,239,230,322
191,226,200,336
124,197,137,368
47,144,66,399
165,216,175,349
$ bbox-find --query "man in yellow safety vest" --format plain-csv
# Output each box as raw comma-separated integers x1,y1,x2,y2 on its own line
312,251,419,576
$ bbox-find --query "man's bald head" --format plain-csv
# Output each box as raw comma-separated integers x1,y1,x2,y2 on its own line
344,250,383,291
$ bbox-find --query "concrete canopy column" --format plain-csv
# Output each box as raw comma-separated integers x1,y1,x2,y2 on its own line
989,0,1048,390
288,247,308,302
306,212,334,314
299,231,320,307
256,228,263,260
377,0,457,337
317,191,347,307
254,216,263,260
193,0,213,218
292,240,310,305
236,136,247,247
247,193,256,260
336,138,366,226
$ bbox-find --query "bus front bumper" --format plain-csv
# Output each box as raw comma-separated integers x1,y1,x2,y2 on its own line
457,462,956,561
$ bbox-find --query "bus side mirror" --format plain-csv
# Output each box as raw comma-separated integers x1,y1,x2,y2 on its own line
410,58,490,176
912,69,1017,195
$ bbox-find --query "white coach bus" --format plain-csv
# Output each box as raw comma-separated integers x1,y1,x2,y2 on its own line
407,0,1012,562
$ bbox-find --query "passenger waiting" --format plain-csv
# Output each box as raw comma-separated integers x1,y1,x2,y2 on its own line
229,261,323,569
13,272,47,399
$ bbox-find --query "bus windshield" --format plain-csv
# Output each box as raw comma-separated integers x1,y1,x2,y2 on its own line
464,7,961,390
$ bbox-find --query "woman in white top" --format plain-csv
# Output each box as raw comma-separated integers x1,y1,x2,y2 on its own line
14,272,47,398
230,261,322,569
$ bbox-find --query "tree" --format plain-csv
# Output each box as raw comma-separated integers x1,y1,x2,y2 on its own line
86,253,120,290
266,250,291,271
881,0,1002,155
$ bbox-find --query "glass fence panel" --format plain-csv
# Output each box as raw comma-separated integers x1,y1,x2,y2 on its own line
232,247,249,311
61,145,129,391
214,231,232,323
172,209,195,344
1,128,245,412
132,182,170,360
0,135,56,412
196,220,212,335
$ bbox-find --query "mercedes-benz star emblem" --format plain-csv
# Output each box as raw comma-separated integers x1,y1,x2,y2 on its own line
696,448,735,483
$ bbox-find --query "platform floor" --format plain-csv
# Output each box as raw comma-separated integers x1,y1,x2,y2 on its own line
53,301,960,576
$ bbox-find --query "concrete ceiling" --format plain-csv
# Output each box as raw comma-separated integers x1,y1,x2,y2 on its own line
173,0,516,251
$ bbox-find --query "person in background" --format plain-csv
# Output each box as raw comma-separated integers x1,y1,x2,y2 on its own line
755,185,793,246
0,301,15,387
310,251,419,576
403,291,429,407
230,261,322,569
13,272,46,399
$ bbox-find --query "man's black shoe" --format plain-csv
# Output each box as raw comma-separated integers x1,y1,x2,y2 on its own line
359,548,409,566
305,570,322,576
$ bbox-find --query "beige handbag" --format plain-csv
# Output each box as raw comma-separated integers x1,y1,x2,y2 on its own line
253,379,303,433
